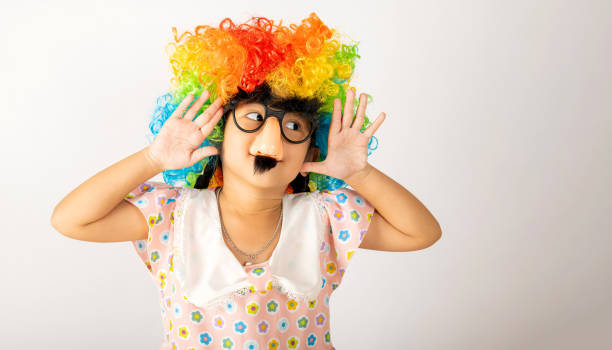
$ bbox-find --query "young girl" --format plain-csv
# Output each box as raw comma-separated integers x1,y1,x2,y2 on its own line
51,13,441,350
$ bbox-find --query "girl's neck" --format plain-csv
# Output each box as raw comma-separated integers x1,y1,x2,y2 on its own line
217,179,284,222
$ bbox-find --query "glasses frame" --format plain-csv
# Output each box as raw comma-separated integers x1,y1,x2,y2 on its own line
231,102,320,144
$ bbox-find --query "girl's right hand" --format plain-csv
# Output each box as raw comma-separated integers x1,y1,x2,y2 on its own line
145,90,225,172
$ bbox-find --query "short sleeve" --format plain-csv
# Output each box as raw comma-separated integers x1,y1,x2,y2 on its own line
320,187,375,285
124,181,180,289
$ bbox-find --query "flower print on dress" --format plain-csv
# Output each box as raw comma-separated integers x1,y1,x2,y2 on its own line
212,315,225,329
277,317,289,333
234,320,248,334
315,313,326,327
307,333,318,347
243,339,259,350
266,299,279,314
286,299,298,312
190,310,204,324
251,267,266,277
337,229,351,243
297,316,309,329
256,320,270,335
267,338,280,349
225,299,237,314
222,336,234,349
287,336,299,349
177,324,190,340
199,332,213,345
246,301,260,315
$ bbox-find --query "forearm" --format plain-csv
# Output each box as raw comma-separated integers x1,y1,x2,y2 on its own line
345,164,442,238
51,146,163,228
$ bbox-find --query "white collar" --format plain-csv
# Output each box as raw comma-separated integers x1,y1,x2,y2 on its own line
173,187,325,310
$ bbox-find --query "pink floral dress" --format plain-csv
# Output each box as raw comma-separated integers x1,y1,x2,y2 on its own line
125,181,374,350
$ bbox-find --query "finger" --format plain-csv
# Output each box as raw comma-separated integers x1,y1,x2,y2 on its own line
199,108,224,136
342,88,355,129
190,146,219,164
329,98,342,135
352,93,368,130
183,90,210,121
300,160,325,175
170,93,195,119
194,96,223,128
363,112,386,139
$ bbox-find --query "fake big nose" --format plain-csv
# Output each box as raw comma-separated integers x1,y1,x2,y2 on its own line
248,117,284,160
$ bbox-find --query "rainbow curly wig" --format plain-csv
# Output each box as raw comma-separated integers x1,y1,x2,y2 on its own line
146,12,379,193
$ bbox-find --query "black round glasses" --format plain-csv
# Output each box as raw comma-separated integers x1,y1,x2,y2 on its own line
231,102,319,144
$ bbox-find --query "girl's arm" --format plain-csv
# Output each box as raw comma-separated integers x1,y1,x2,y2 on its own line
51,91,224,242
50,146,164,240
345,164,442,251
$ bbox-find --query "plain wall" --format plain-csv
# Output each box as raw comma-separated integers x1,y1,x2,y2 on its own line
1,0,611,348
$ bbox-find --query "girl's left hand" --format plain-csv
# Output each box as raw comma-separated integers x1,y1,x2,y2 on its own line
300,89,386,183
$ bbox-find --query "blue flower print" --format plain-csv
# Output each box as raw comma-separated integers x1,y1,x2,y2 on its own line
199,332,213,345
173,304,182,318
353,195,365,206
335,192,348,204
277,317,289,333
243,340,259,350
234,320,247,334
338,229,350,243
321,277,326,289
349,209,360,222
160,230,170,245
134,197,149,208
225,299,237,314
307,333,317,346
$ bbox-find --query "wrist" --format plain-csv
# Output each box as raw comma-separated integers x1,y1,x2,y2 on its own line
142,146,165,174
344,163,374,188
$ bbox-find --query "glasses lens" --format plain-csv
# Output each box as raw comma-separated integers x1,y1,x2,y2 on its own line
235,105,313,143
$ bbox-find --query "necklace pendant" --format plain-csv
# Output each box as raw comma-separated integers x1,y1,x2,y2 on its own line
244,261,252,266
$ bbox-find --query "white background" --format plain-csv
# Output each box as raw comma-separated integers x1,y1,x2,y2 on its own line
1,0,611,349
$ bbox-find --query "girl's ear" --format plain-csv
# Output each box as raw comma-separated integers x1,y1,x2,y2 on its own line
300,146,320,177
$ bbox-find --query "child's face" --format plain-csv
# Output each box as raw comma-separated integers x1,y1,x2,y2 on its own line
220,100,316,191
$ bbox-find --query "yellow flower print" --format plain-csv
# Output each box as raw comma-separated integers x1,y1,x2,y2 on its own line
145,261,152,273
346,250,355,261
178,326,189,339
268,339,279,349
326,262,337,275
170,210,174,224
287,299,298,311
308,299,316,309
287,336,299,349
266,280,273,290
158,271,167,289
248,285,256,293
148,213,162,229
169,319,173,330
246,301,260,315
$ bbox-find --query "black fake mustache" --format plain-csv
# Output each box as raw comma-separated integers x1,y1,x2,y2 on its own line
253,155,278,175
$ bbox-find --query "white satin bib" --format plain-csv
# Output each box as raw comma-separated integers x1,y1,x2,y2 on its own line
173,187,327,310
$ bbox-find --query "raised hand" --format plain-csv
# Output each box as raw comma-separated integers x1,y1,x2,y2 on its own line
300,89,386,183
146,90,225,172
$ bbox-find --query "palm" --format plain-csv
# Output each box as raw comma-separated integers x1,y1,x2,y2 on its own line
300,89,386,181
147,92,225,171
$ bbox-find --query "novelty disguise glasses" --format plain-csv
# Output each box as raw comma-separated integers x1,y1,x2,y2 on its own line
231,102,320,144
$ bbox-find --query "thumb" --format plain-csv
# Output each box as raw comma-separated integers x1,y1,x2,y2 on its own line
300,161,323,176
190,146,219,164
